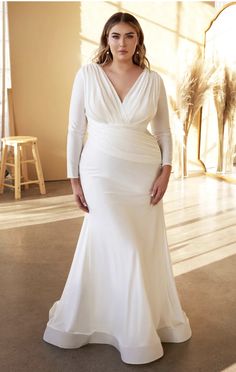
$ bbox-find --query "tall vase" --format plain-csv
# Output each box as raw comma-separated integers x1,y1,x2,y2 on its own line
217,113,225,172
225,118,235,173
183,131,188,177
173,115,184,179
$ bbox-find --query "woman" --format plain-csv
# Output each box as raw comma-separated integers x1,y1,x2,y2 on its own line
43,12,192,365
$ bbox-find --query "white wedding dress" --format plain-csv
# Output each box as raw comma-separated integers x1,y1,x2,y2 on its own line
43,62,192,364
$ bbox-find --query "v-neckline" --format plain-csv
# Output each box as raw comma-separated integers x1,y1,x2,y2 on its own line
95,63,146,105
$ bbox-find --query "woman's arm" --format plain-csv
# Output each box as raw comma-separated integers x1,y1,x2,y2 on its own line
67,68,89,212
67,68,87,179
149,75,173,205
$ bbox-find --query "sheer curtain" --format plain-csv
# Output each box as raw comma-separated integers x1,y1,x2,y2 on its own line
0,1,11,156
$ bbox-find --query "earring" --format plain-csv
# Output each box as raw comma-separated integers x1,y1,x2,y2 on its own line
136,50,139,54
106,51,109,54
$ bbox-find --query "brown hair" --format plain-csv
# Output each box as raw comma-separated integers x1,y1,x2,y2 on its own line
92,12,150,70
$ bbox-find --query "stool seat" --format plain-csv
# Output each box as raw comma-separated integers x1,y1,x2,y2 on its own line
2,136,38,145
0,135,46,199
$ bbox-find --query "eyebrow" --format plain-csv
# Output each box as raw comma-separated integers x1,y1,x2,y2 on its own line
111,32,135,35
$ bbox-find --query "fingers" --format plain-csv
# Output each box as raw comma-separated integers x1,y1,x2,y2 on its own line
75,194,89,213
153,191,163,204
150,181,158,199
74,188,89,213
71,180,89,213
79,190,88,208
150,187,164,205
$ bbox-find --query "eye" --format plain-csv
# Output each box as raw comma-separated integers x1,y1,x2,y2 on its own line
127,35,134,38
112,35,119,39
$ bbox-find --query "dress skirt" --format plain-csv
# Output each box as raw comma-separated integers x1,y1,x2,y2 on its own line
43,125,192,364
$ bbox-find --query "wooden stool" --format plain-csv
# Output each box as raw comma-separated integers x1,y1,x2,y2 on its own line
0,136,46,199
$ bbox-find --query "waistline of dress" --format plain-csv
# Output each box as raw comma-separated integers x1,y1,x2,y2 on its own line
85,121,162,164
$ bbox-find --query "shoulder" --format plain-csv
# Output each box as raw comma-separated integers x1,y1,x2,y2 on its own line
148,69,166,92
78,62,98,75
75,63,101,85
146,69,162,88
147,68,162,82
71,63,96,89
73,62,96,78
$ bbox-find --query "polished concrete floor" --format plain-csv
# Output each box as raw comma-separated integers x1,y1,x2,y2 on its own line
0,176,235,372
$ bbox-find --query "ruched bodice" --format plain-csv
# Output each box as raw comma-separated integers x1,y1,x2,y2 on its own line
84,63,158,127
67,63,173,178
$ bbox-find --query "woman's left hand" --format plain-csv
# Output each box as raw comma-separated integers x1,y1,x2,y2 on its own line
150,165,171,205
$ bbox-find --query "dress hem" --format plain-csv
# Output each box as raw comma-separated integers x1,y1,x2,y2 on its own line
43,318,192,365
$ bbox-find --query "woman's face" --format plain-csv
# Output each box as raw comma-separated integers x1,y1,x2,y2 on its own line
107,22,139,62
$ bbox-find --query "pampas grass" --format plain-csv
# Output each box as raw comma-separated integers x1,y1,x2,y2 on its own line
224,67,236,172
212,65,226,172
170,52,236,177
212,65,236,172
170,49,213,177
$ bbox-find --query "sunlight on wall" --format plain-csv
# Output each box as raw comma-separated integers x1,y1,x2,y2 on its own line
80,1,117,63
79,1,214,77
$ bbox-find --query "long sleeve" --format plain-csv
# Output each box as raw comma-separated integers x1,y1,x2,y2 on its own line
67,68,87,178
150,75,173,166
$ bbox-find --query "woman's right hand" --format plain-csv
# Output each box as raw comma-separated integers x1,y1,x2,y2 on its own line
70,178,89,213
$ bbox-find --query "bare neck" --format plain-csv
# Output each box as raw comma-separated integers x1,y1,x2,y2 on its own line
106,60,137,73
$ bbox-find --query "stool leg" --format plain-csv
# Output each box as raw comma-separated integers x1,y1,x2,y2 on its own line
8,148,15,179
32,142,46,194
14,143,21,199
20,145,29,189
0,143,8,193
